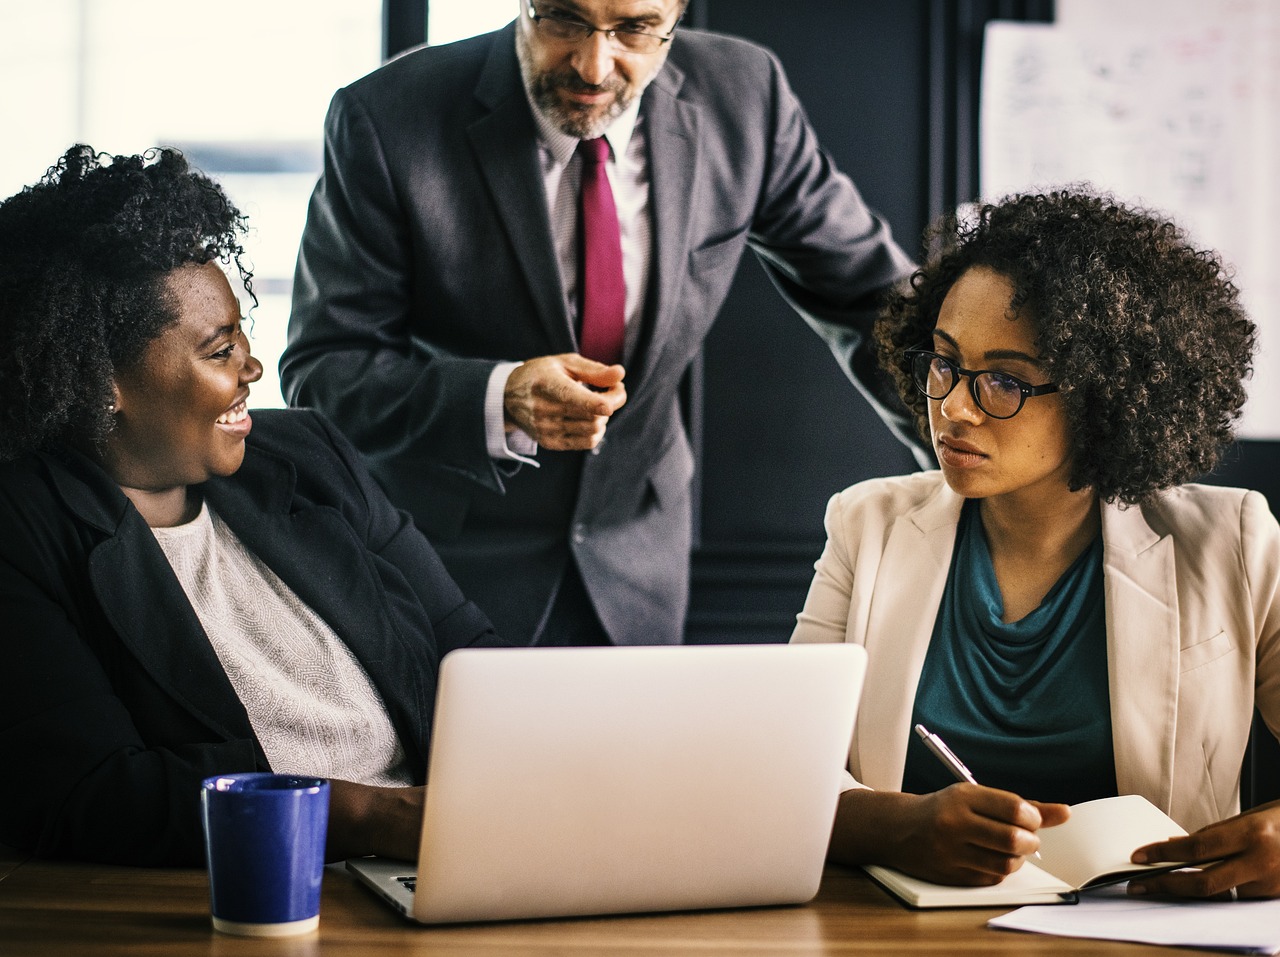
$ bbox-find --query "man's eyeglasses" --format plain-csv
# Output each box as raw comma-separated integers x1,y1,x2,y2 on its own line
904,348,1059,420
526,2,678,54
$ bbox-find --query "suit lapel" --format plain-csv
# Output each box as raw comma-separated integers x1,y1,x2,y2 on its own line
631,60,699,387
73,492,255,746
201,451,394,669
856,482,963,790
469,24,575,354
1102,502,1179,811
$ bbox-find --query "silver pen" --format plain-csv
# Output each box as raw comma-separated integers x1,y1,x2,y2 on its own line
913,723,1041,858
914,723,978,784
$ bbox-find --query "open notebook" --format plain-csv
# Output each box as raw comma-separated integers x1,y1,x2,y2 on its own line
866,794,1189,908
348,643,867,924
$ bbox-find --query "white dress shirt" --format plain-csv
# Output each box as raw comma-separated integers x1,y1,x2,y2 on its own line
484,64,655,462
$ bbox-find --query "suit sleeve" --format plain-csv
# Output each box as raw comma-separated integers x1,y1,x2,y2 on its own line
0,544,258,866
790,490,867,792
304,412,504,654
746,51,930,465
791,491,859,648
281,87,509,496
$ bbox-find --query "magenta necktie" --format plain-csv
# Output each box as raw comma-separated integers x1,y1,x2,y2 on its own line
577,137,625,365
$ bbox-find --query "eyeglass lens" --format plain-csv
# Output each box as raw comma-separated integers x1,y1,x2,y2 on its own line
911,353,1026,419
534,14,666,52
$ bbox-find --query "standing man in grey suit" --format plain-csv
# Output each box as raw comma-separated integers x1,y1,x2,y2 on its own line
281,0,924,647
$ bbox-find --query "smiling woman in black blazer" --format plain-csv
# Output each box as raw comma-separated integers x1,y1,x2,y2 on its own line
0,146,500,866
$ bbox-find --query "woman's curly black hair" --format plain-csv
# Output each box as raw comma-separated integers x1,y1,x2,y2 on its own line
0,144,253,461
875,188,1256,505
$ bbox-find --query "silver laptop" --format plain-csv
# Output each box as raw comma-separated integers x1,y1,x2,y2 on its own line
347,642,866,924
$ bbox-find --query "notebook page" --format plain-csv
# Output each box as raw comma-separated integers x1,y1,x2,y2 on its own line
1037,795,1188,889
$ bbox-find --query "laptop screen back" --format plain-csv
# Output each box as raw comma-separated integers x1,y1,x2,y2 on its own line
410,643,866,924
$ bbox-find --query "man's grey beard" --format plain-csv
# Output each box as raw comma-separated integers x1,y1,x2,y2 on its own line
515,25,666,139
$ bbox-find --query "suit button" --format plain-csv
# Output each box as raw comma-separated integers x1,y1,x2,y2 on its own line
572,523,587,544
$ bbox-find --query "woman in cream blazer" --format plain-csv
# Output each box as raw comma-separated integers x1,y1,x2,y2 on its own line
792,189,1280,898
794,472,1280,836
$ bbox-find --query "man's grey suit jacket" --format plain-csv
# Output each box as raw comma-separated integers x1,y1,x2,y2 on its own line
282,22,918,646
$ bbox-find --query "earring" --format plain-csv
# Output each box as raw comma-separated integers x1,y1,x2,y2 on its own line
106,402,116,414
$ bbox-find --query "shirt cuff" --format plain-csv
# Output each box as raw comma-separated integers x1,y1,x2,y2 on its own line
485,362,540,465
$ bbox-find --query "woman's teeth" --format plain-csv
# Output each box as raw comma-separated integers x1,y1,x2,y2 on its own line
217,402,247,425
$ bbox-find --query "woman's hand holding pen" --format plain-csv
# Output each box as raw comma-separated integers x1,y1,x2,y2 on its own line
898,723,1069,884
828,785,1070,886
903,784,1070,886
828,724,1070,886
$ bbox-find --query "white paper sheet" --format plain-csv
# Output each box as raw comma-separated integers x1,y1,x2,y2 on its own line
989,883,1280,954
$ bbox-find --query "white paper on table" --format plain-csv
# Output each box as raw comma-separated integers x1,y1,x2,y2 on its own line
989,883,1280,954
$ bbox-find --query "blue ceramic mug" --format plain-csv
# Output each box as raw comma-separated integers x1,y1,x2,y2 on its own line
200,773,330,937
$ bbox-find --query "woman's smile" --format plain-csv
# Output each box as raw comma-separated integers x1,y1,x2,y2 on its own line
216,395,253,435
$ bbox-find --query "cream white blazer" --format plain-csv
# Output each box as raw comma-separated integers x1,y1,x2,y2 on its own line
791,471,1280,831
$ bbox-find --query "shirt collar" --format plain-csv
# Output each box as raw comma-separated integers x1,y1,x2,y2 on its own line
519,58,644,165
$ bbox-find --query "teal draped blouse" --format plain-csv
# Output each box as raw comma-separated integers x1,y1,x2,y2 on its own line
901,500,1117,805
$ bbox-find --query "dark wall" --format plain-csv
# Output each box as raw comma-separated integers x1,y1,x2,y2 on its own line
689,2,928,642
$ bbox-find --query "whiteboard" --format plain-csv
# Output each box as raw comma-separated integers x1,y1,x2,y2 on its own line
980,2,1279,438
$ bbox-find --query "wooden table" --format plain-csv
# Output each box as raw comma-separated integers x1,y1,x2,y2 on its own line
0,844,1194,956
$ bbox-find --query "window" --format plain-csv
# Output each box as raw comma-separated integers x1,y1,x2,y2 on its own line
428,0,514,45
0,0,381,408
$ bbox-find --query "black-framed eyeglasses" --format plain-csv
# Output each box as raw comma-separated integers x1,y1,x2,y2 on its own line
904,348,1059,420
526,2,678,54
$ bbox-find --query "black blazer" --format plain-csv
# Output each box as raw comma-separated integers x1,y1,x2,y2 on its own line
282,25,922,647
0,409,496,865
